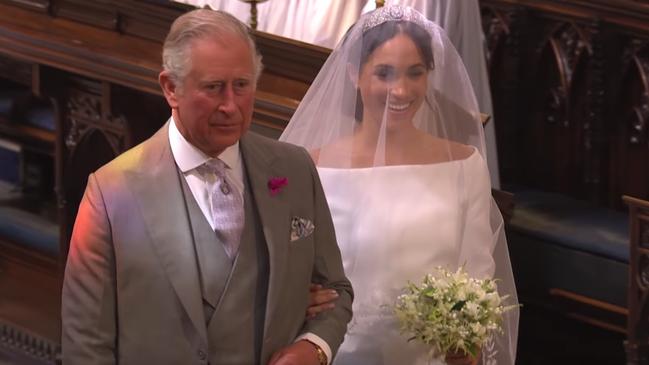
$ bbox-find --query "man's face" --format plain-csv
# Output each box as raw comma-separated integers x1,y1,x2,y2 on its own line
160,34,256,156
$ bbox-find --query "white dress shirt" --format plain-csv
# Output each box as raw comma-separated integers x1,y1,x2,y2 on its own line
169,117,244,230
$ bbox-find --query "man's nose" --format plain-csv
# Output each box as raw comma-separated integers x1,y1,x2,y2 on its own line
218,84,237,114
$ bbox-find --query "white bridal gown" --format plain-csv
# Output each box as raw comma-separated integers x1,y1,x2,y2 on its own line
318,149,496,365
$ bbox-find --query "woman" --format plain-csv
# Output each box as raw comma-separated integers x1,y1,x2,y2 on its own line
280,5,518,365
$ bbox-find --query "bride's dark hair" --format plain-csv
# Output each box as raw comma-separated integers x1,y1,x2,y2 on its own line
360,21,434,70
353,21,435,121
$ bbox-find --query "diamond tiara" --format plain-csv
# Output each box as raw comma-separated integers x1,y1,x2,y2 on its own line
362,5,433,33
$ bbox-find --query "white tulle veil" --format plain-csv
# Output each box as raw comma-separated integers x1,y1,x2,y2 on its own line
280,5,518,364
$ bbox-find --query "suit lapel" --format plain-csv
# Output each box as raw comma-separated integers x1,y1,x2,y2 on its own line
126,123,207,343
240,133,290,337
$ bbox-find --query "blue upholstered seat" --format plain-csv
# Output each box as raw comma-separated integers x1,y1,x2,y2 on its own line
23,105,55,131
506,187,629,308
0,205,58,255
510,189,628,263
0,182,58,256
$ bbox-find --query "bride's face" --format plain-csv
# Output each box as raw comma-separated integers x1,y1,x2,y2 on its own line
357,33,429,129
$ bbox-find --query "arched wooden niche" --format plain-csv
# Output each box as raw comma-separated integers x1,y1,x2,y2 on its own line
481,5,523,183
525,22,594,198
612,41,649,208
58,91,129,256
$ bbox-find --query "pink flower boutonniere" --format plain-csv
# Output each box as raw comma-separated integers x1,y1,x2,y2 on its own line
268,177,288,196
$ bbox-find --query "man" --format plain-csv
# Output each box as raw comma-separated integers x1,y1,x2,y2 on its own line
62,9,352,365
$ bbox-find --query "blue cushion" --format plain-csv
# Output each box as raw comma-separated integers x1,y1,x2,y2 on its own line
508,189,628,263
0,90,18,116
0,182,58,256
0,88,30,116
508,229,628,307
0,205,59,256
0,139,21,184
23,106,55,131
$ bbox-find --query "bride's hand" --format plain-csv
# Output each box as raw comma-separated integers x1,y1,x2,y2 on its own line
444,351,479,365
306,283,338,319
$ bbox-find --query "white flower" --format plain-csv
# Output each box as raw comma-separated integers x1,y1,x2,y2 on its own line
471,322,486,337
485,291,501,307
474,287,487,301
463,301,480,317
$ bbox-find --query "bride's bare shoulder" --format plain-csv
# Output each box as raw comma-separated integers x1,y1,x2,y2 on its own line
308,137,354,163
420,134,476,161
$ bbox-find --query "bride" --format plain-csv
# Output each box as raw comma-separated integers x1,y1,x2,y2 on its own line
281,5,519,365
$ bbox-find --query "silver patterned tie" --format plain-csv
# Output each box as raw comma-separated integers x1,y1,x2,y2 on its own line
204,159,244,260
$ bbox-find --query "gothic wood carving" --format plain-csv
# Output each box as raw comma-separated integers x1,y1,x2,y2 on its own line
481,5,526,181
526,21,594,196
612,41,649,208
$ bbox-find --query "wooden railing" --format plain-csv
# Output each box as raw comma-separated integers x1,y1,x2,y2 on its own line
623,195,649,365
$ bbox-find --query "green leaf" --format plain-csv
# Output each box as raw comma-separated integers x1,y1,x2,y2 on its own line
451,300,466,311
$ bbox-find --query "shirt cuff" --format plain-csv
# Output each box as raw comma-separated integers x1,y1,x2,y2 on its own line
296,332,332,365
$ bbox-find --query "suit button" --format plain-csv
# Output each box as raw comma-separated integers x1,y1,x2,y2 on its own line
198,350,206,360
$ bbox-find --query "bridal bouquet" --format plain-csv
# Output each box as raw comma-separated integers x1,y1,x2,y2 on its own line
393,266,514,360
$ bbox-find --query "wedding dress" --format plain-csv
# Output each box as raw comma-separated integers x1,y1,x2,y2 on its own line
319,149,496,365
280,5,519,364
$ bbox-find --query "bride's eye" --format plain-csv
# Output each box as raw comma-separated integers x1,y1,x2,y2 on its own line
407,67,426,79
374,66,396,81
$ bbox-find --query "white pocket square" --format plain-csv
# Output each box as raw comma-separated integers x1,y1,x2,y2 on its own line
290,216,315,242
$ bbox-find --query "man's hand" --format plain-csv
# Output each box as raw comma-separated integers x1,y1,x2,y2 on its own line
268,340,323,365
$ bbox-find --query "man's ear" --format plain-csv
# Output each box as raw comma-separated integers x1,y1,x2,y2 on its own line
159,71,180,108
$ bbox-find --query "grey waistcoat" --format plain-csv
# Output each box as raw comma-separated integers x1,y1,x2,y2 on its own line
180,173,269,365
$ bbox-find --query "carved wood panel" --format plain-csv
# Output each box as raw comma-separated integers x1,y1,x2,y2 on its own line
611,41,649,209
523,20,599,199
482,0,632,208
39,70,131,255
482,5,525,182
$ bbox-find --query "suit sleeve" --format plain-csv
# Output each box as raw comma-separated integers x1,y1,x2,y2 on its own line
62,173,117,365
297,148,354,356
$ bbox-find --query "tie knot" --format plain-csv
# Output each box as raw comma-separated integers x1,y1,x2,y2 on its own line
203,158,228,176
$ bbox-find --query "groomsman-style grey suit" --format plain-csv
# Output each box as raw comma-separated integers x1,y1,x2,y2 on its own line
62,124,353,364
62,8,352,365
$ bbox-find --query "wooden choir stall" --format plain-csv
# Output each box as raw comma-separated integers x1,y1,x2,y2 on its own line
481,0,649,363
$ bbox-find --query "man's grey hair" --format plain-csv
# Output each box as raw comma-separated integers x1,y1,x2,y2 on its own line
162,9,264,87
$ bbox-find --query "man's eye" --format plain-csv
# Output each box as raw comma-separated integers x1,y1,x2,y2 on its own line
205,83,222,91
234,80,250,89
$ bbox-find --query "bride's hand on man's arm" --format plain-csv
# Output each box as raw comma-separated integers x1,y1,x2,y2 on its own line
306,283,339,319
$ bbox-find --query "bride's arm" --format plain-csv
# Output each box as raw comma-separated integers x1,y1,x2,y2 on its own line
457,153,496,279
